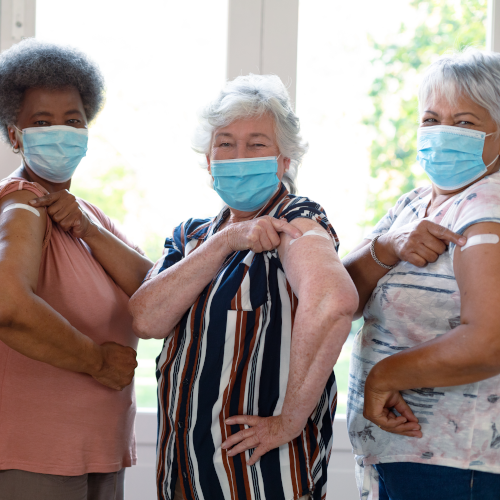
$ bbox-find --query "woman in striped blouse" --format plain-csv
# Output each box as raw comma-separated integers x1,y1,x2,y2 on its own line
129,74,358,500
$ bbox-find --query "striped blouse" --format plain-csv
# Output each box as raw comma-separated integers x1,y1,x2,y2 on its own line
148,184,339,500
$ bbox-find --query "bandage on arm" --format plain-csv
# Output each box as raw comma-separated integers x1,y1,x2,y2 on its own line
461,234,499,251
289,229,331,245
2,203,40,217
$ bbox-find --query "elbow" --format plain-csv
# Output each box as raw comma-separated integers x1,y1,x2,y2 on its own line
128,298,150,339
332,285,359,321
483,336,500,372
131,317,152,340
128,296,164,340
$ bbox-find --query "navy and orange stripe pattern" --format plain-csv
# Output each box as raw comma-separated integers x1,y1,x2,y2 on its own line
148,184,339,500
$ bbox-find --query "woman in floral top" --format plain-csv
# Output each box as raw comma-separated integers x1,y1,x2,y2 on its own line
345,49,500,499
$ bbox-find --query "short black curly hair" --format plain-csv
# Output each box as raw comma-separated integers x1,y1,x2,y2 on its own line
0,38,105,142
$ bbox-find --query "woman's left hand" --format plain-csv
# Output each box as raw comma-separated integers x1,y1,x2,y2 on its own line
363,369,423,438
222,414,302,466
29,189,94,239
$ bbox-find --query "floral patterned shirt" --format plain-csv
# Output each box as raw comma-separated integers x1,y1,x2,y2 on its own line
347,171,500,499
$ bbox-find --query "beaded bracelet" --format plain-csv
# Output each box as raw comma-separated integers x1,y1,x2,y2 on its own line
370,234,396,270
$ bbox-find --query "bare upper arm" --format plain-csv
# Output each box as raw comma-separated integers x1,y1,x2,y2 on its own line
0,190,47,292
277,218,358,314
453,221,500,332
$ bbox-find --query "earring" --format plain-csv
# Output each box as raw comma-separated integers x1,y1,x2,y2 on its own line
12,145,19,154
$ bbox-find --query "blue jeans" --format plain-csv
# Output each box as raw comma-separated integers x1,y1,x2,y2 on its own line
374,462,500,500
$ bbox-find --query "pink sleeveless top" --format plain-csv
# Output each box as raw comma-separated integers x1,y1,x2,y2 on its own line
0,177,141,475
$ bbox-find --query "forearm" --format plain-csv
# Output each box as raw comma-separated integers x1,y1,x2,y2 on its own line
343,236,396,318
369,323,500,392
0,292,102,375
83,223,153,296
280,301,353,432
129,231,232,338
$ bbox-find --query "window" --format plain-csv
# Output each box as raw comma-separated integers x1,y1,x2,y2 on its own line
36,0,228,408
296,0,487,414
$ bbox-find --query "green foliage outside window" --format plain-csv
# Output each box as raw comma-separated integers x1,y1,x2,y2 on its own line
364,0,487,228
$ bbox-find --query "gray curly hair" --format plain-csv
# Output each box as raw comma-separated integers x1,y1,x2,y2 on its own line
419,49,500,137
0,38,105,142
192,74,308,194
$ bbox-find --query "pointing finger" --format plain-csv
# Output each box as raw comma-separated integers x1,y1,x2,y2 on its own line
29,191,61,207
270,218,302,239
426,222,466,246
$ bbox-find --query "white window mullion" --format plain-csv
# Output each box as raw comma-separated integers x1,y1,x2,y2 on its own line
487,0,500,52
226,0,299,106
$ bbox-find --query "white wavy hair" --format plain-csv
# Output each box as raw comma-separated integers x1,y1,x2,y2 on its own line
192,74,308,194
419,49,500,136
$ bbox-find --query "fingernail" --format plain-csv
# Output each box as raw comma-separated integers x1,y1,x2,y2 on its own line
459,237,466,245
221,442,227,449
28,200,36,205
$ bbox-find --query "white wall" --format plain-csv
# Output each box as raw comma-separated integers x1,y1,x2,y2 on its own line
128,411,358,500
0,0,35,179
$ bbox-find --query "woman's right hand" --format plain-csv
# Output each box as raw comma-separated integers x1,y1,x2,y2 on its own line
376,220,467,268
91,342,138,391
29,189,94,239
223,216,302,253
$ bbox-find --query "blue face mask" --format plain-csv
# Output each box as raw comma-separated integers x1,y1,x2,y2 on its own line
417,125,498,190
17,125,88,183
211,155,281,211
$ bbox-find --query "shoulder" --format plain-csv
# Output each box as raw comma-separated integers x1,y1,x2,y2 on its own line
449,172,500,234
181,217,214,240
0,177,48,203
0,178,50,249
274,194,339,251
167,217,214,253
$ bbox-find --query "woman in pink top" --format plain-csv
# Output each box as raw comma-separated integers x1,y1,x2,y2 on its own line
0,40,153,499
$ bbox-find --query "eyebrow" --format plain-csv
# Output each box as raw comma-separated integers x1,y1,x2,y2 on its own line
214,132,273,140
454,111,480,119
423,110,481,120
30,109,83,119
30,111,54,118
249,133,272,140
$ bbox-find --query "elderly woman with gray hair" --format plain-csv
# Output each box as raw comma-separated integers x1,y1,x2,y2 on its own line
0,39,153,499
345,49,500,500
129,74,358,500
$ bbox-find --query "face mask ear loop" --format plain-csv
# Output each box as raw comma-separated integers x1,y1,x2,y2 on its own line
486,155,500,169
13,126,30,169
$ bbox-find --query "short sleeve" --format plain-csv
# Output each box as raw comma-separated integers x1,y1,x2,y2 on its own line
447,177,500,260
145,218,212,280
365,187,429,241
0,178,52,249
276,195,340,252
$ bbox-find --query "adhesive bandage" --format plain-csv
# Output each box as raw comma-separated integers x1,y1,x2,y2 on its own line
289,229,331,245
461,233,499,251
2,203,40,217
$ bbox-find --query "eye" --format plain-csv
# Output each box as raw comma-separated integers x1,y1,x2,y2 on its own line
422,118,437,124
457,120,473,126
219,142,232,147
67,119,81,125
34,120,49,126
